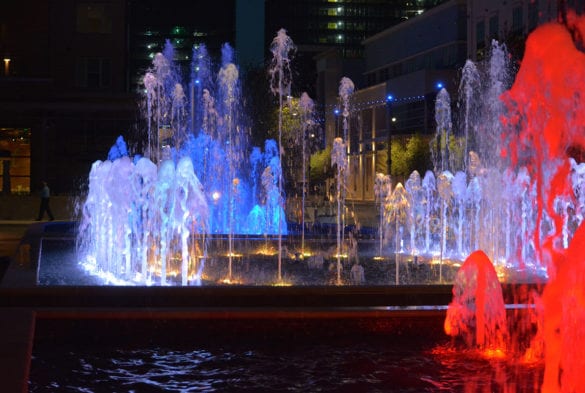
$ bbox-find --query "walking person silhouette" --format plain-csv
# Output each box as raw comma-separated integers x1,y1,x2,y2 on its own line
36,181,54,221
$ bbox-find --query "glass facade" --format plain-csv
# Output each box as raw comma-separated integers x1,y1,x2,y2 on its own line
266,0,447,60
127,0,234,92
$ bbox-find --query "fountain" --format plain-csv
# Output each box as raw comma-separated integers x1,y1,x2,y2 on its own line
441,10,585,393
268,28,295,283
64,14,585,292
77,39,291,286
14,9,585,392
444,250,507,352
378,37,585,278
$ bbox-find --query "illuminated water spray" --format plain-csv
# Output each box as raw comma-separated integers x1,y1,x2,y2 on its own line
374,173,391,257
78,42,288,285
299,92,315,254
443,12,585,392
269,28,295,283
331,137,347,285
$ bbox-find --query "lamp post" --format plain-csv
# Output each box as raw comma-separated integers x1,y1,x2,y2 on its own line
385,94,394,179
3,58,10,76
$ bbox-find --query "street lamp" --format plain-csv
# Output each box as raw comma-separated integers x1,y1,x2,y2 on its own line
386,93,394,178
3,58,11,76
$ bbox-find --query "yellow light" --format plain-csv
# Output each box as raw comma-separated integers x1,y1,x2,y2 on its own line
256,245,277,256
481,348,506,359
273,280,292,287
220,277,241,285
3,58,10,75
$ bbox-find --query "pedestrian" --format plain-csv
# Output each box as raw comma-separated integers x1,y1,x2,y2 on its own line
36,181,54,221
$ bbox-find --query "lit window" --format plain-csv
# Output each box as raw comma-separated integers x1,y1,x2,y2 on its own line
0,128,31,194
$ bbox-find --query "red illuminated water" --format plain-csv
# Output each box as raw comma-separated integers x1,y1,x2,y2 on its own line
447,10,585,393
505,11,585,393
444,250,507,352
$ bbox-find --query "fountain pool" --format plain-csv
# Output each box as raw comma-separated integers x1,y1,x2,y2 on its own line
29,310,543,392
2,10,585,393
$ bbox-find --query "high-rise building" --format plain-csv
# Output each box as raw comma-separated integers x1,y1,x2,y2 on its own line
468,0,562,62
265,0,448,97
236,0,265,69
127,0,235,92
266,0,447,59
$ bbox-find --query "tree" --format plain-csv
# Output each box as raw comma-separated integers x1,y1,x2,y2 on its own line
390,134,433,183
310,146,332,185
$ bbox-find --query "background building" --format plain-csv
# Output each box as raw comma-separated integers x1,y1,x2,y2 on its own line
343,0,467,201
267,0,448,99
338,0,564,201
127,0,235,92
0,0,135,195
467,0,563,62
0,0,571,199
236,0,265,69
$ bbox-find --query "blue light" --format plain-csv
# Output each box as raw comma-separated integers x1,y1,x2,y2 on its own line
195,79,201,85
436,82,444,90
386,94,394,102
334,108,340,115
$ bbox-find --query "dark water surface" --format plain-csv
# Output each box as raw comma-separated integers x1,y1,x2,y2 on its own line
29,318,543,392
